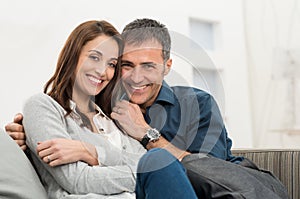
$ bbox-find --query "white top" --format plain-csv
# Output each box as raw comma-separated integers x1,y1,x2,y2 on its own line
70,100,122,150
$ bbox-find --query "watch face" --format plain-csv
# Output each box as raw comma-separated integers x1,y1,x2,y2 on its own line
147,128,160,140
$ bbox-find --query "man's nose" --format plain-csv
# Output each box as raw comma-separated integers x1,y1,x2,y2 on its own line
130,67,144,83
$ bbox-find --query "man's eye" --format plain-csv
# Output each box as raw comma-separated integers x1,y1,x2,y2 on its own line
121,63,133,69
121,63,130,67
144,64,155,69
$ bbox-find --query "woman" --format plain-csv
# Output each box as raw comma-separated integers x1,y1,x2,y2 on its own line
23,20,197,198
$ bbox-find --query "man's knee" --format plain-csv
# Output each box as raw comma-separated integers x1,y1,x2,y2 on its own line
138,148,179,173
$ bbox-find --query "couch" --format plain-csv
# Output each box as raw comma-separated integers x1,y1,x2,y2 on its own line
0,129,47,199
1,129,298,199
232,149,300,199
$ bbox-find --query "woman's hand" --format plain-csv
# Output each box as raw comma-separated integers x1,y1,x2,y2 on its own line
36,138,99,167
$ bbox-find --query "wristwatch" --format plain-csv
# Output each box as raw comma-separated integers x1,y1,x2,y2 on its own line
140,128,161,148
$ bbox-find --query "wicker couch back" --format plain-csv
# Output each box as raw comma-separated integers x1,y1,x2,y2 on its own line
232,149,300,199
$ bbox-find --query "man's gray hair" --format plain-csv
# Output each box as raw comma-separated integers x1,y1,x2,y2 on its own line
122,18,171,63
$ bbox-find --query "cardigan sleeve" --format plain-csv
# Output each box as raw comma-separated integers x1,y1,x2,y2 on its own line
23,93,137,195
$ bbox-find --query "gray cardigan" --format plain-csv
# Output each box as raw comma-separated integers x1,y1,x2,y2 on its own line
23,93,146,199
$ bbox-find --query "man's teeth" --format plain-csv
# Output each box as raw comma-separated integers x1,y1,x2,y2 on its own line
88,76,102,84
131,85,147,90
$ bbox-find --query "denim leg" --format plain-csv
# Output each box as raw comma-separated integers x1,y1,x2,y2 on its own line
136,148,197,199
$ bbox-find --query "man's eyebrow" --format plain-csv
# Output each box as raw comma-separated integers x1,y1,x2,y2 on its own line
121,60,156,64
121,60,133,64
140,62,156,65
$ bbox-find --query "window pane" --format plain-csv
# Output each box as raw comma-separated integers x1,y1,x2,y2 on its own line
189,18,214,50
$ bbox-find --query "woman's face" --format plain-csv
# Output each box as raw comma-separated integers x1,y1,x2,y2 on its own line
73,35,119,99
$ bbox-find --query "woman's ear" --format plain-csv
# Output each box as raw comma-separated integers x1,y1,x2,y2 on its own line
164,58,172,76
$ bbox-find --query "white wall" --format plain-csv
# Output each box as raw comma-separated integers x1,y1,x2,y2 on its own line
244,0,300,148
0,0,252,148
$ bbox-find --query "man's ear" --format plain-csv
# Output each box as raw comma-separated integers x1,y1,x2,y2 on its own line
164,58,172,75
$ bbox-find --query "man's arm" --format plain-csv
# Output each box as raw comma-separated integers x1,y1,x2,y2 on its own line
146,137,190,161
5,113,27,151
185,91,232,159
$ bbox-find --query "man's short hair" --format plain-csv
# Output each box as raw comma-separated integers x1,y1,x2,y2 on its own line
122,18,171,63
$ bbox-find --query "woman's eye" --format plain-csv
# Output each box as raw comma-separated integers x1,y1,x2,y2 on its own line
89,55,99,61
108,63,117,68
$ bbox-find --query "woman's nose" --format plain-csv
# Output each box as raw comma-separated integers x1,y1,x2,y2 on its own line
95,63,107,75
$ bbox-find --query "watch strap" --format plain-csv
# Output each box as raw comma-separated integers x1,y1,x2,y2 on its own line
140,134,150,148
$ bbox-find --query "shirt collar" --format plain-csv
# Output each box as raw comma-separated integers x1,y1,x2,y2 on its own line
154,81,176,105
69,100,111,120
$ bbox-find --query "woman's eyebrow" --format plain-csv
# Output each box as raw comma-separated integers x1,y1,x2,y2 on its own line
88,50,103,56
89,50,118,61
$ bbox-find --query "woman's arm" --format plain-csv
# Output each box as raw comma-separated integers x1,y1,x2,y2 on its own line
36,138,98,166
23,93,137,195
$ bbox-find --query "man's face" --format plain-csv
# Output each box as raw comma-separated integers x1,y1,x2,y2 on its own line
121,40,172,108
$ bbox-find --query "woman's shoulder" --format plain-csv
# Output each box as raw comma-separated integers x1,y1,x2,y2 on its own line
23,93,67,125
24,92,63,112
25,92,56,105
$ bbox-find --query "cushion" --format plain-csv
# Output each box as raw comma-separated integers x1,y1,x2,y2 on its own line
0,128,47,199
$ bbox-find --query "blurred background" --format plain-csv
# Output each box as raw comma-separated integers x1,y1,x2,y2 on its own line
1,0,299,149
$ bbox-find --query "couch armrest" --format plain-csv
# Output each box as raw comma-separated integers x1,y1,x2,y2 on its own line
232,149,300,199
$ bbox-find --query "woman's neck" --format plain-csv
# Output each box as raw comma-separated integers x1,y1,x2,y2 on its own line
72,92,93,113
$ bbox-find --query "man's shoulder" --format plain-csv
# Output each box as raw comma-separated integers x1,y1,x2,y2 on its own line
170,85,211,99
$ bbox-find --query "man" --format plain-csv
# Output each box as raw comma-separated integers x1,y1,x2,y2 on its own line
6,18,289,198
111,19,237,162
110,18,288,198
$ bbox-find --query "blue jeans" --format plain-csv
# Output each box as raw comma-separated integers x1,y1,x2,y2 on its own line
135,148,197,199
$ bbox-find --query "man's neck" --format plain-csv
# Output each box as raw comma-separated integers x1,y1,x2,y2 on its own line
139,105,147,114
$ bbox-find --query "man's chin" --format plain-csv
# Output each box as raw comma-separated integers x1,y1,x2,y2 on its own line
129,98,146,105
127,95,147,105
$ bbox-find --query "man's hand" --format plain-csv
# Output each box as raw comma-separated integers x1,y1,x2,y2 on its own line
111,100,150,141
37,138,99,167
111,101,190,161
5,113,26,151
147,136,190,161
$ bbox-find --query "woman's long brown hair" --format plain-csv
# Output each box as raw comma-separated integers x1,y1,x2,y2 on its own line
44,20,123,117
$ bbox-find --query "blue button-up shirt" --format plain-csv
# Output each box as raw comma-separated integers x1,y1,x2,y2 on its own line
144,81,243,163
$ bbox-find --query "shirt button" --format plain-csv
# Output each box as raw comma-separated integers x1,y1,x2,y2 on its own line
122,145,127,150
